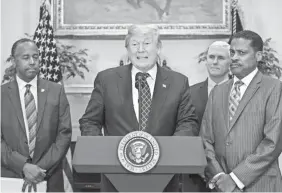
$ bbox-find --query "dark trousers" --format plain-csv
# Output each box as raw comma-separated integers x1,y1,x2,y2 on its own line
182,174,210,192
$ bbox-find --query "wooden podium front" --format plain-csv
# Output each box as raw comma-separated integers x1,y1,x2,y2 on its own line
73,136,207,192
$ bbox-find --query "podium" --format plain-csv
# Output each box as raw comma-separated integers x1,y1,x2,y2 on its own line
73,136,207,192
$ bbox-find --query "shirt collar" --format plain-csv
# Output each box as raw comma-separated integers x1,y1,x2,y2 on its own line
208,76,229,87
131,64,158,80
16,75,38,90
234,68,258,87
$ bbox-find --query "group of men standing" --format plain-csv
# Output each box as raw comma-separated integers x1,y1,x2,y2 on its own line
1,24,282,192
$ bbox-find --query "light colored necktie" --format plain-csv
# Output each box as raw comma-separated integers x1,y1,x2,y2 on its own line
139,73,152,131
24,84,37,158
229,80,244,121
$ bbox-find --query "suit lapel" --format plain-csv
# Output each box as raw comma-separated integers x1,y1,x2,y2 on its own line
147,67,170,133
228,72,262,132
116,65,139,131
8,80,26,135
37,79,48,131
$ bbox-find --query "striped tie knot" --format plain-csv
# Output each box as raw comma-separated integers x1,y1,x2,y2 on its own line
234,80,244,91
25,84,32,94
229,80,244,121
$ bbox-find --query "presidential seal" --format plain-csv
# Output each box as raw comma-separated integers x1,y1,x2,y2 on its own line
118,131,160,173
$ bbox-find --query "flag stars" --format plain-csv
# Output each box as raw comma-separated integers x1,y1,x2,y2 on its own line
48,65,53,71
36,28,42,34
53,74,58,81
33,3,62,83
50,47,56,54
46,73,52,80
45,47,50,53
39,72,46,79
41,64,47,71
54,65,60,72
43,55,49,61
34,37,39,43
38,46,44,53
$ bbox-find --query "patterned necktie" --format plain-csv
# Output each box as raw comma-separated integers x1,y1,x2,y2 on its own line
139,73,152,131
229,80,244,121
24,84,37,158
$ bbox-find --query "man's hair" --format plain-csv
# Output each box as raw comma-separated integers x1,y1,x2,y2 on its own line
208,41,231,57
230,30,263,52
125,24,162,48
11,38,36,57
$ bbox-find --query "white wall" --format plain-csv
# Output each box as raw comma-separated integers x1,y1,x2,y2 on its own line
1,0,282,171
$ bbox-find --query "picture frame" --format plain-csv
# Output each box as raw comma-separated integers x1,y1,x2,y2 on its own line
53,0,232,37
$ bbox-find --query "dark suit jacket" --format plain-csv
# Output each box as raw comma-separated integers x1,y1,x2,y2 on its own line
1,78,72,192
201,72,282,192
182,79,210,192
79,64,199,192
190,79,208,126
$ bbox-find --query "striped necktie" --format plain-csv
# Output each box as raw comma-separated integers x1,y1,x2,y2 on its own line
24,84,37,158
229,80,244,121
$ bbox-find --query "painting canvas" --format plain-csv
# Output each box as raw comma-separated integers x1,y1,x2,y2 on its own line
53,0,231,36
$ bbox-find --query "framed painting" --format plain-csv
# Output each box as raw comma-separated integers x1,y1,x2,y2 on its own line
53,0,232,37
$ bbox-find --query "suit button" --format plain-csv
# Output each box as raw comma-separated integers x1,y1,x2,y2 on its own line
226,142,231,146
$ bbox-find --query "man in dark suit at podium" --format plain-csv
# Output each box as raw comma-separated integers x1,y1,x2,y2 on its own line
79,24,199,192
183,41,231,192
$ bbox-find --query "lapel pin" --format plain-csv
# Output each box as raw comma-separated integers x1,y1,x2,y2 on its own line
162,84,166,88
41,89,45,92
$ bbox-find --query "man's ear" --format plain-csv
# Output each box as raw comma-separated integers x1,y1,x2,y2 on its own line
157,46,161,56
255,51,263,62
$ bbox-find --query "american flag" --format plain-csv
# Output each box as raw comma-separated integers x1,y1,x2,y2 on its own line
33,0,73,192
33,0,62,82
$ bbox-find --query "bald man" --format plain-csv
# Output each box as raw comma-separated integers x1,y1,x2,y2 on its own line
183,41,231,192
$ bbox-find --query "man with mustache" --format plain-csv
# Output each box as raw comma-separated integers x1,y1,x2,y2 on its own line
1,38,72,192
200,30,282,192
79,24,199,192
183,41,231,192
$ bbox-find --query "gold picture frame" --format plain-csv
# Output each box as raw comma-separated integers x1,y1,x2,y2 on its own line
53,0,232,37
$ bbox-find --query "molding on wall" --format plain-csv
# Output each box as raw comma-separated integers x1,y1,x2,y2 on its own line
64,84,93,94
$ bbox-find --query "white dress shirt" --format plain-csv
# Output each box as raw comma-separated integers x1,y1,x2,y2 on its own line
207,76,229,96
209,68,259,190
16,75,38,143
131,65,157,121
232,68,258,100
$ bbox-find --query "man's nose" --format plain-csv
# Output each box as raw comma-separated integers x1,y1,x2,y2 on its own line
138,44,145,52
212,58,218,65
29,57,35,65
231,52,239,60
